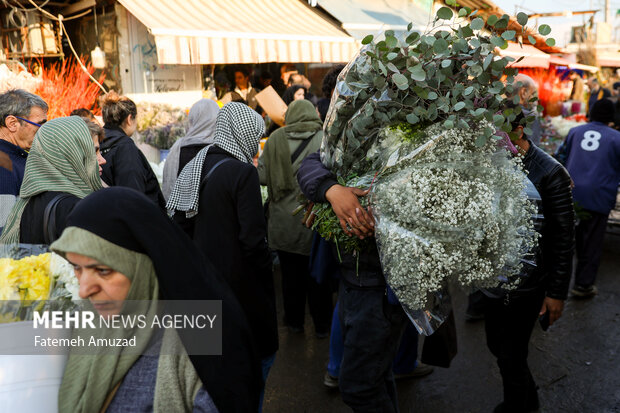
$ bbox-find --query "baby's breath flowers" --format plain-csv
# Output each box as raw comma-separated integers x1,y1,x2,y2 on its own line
371,121,538,311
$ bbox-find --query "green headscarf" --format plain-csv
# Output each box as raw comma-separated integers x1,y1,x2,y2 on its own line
51,227,202,412
262,99,322,201
0,116,102,244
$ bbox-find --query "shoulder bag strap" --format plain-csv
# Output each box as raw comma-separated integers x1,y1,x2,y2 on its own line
290,132,319,165
43,194,73,245
199,158,233,189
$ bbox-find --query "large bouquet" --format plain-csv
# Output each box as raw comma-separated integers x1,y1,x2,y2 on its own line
313,6,552,333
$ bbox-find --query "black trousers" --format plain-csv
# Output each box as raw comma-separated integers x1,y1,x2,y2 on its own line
575,210,609,287
483,289,546,412
277,250,332,332
338,282,407,413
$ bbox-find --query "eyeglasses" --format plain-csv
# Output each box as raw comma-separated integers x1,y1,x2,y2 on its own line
13,116,46,128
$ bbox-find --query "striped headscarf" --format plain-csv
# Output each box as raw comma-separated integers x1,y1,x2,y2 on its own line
0,116,103,244
166,102,265,218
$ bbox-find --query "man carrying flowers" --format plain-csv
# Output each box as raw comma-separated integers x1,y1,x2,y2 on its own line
482,101,575,413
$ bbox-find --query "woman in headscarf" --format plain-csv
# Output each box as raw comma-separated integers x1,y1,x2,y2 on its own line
50,187,261,412
0,116,106,245
257,99,332,336
167,102,277,411
162,99,220,200
99,91,166,209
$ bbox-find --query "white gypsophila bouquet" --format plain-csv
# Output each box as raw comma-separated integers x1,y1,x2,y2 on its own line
370,121,538,315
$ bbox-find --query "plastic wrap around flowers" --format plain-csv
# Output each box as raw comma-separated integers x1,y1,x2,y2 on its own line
369,122,539,334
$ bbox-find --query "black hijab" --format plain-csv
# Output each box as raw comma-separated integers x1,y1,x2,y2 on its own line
64,187,261,413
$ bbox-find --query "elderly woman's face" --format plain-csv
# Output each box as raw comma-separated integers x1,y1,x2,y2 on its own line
66,252,131,317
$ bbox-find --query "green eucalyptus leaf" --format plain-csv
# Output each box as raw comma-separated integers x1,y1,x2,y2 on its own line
494,18,509,29
517,12,528,26
428,91,438,100
385,35,398,49
423,36,436,46
458,8,468,17
483,54,493,70
546,38,556,47
475,134,488,146
524,127,533,135
387,52,399,60
454,101,466,111
470,17,484,30
387,62,400,73
362,35,374,45
493,114,505,126
433,38,449,53
474,108,486,116
538,24,551,36
487,15,499,26
437,7,454,20
483,126,494,138
443,119,454,128
406,31,420,44
378,61,387,76
392,73,409,90
409,64,427,81
460,26,475,37
406,113,419,124
463,86,474,96
528,35,537,45
502,30,516,40
407,22,413,31
458,119,469,129
491,36,505,48
441,59,452,68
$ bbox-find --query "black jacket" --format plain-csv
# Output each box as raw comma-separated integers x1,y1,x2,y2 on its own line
101,127,165,209
520,142,575,300
182,146,278,358
19,191,80,244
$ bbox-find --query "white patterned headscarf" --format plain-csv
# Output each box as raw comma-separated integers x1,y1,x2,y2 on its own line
166,102,265,217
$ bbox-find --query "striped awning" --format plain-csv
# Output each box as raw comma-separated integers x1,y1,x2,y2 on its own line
499,43,550,68
117,0,360,65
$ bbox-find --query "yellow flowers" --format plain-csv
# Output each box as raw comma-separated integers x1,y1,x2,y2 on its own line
0,253,52,302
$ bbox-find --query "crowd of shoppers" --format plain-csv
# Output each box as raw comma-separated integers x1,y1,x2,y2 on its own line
0,63,617,413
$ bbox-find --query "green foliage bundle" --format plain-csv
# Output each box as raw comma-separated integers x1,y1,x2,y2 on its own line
321,4,554,177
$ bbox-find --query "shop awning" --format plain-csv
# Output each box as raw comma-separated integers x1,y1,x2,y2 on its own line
597,52,620,68
117,0,360,65
316,0,432,40
499,43,550,68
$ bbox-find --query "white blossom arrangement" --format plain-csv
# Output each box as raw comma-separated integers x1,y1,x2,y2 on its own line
371,121,538,311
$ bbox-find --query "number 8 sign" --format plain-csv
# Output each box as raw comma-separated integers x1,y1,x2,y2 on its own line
581,130,601,151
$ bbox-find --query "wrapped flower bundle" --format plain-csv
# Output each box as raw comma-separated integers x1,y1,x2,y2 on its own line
0,246,78,322
313,5,553,333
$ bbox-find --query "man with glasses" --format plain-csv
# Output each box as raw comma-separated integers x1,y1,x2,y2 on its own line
0,89,48,230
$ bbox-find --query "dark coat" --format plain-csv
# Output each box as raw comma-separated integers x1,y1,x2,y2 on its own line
519,142,575,300
101,127,165,209
19,191,80,244
186,146,278,358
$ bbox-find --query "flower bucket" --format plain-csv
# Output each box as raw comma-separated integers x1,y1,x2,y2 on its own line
0,321,69,413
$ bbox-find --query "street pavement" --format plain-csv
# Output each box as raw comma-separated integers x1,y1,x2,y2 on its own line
263,232,620,413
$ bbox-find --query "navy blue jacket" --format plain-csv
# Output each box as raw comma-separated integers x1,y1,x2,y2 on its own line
0,139,28,197
564,122,620,214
